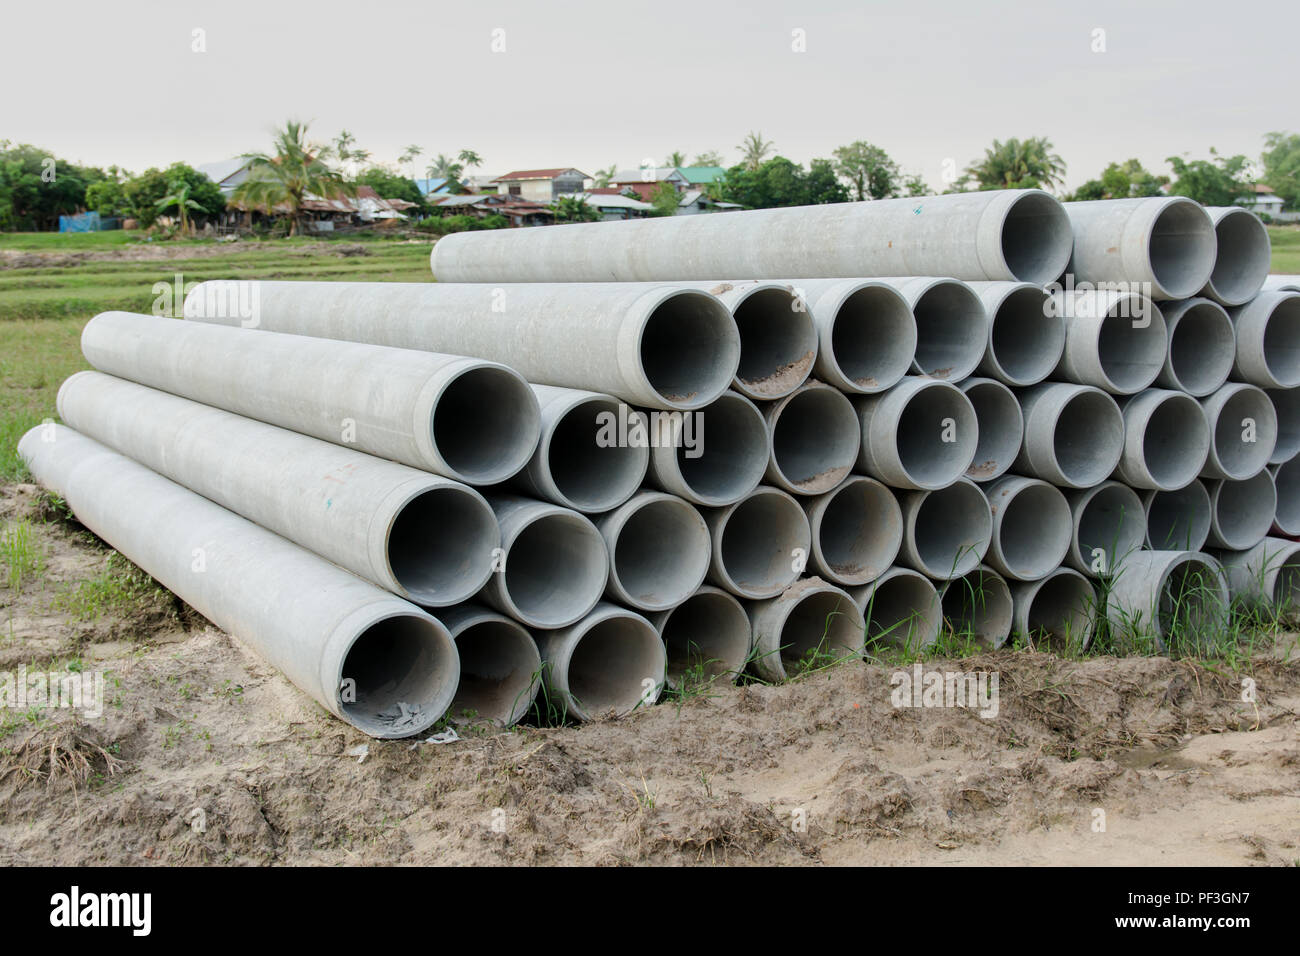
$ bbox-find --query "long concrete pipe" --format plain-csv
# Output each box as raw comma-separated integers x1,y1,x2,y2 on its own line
479,494,609,629
879,277,988,381
1201,206,1272,307
1266,386,1300,465
1217,536,1300,611
436,604,541,727
534,603,665,722
646,390,769,506
849,566,942,653
56,371,499,607
1143,481,1212,552
516,385,648,513
1011,568,1096,652
596,491,710,611
647,585,751,690
1013,383,1125,488
429,189,1075,285
1199,383,1278,480
703,485,811,599
786,278,917,393
747,578,865,683
184,280,740,411
1065,480,1147,577
82,311,540,485
1272,460,1300,536
802,475,902,586
939,566,1014,648
982,476,1072,581
1262,276,1300,293
1105,550,1228,652
763,380,861,495
1204,471,1277,551
19,426,459,738
1156,298,1235,397
1050,290,1167,395
967,281,1065,387
957,377,1023,482
1113,388,1211,491
897,478,993,580
853,377,978,490
1229,291,1300,389
1063,197,1218,300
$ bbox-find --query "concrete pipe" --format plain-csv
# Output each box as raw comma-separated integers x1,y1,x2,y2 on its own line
1066,481,1147,577
1205,471,1277,551
81,311,540,485
967,281,1065,387
939,566,1014,649
703,485,811,599
1262,276,1300,294
880,277,988,381
479,494,609,629
675,280,817,400
646,390,768,507
1266,386,1300,465
848,566,942,653
429,189,1074,285
982,476,1072,581
763,380,861,495
1143,481,1212,552
957,377,1023,482
1063,197,1218,300
1011,568,1097,652
647,586,751,689
1155,297,1235,397
747,578,866,683
1217,536,1300,611
897,478,993,580
596,491,710,611
1113,388,1211,491
19,426,459,738
1105,551,1228,651
533,603,665,722
1013,383,1125,488
184,280,740,412
802,475,902,586
853,377,978,490
787,278,916,394
56,371,499,608
1050,290,1167,395
1201,207,1272,307
1199,383,1278,480
516,385,648,514
436,604,541,727
1272,460,1300,536
1229,291,1300,389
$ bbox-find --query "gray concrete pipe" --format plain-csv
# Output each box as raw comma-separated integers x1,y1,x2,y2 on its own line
1013,383,1125,488
1155,297,1235,397
702,485,811,599
939,566,1014,648
1143,481,1212,552
853,376,978,490
1216,536,1300,611
1010,567,1097,652
1201,206,1272,307
1204,471,1277,551
647,585,751,690
436,604,542,727
896,478,993,580
1050,289,1168,394
1113,388,1211,491
1266,386,1300,465
747,578,866,683
981,476,1072,581
763,380,861,495
1065,480,1147,577
802,475,902,586
848,566,942,653
878,277,989,381
1272,460,1300,536
1199,382,1278,480
1228,291,1300,389
967,281,1065,387
786,278,917,393
596,491,710,611
957,376,1024,482
645,390,769,507
1104,550,1228,652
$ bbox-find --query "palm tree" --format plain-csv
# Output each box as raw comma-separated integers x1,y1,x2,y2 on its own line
964,137,1066,192
155,178,204,235
333,129,370,176
457,149,483,170
428,153,464,182
665,151,686,168
398,144,423,175
593,164,618,187
738,132,774,171
231,120,355,237
554,194,601,223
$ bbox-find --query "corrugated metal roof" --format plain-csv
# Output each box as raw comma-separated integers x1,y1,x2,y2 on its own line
678,166,727,184
610,167,685,184
493,168,589,182
573,192,652,210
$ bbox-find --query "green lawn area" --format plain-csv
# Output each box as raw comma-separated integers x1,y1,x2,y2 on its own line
1267,225,1300,274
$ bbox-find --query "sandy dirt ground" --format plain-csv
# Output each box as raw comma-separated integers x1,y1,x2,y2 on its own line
2,482,1298,866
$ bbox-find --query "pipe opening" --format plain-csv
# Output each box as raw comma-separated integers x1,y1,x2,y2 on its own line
1211,472,1276,550
432,366,540,484
816,479,899,584
1140,394,1210,490
1000,191,1074,285
1209,210,1271,305
1274,562,1300,610
1097,299,1166,392
770,386,859,493
1166,301,1234,395
733,288,817,397
1052,390,1124,486
993,482,1070,579
988,286,1062,385
660,590,750,686
863,573,940,651
1266,387,1300,465
777,590,863,673
1260,295,1300,388
1157,559,1224,639
639,292,740,408
896,384,978,487
962,380,1022,481
942,570,1013,647
911,482,990,578
1275,460,1300,535
450,619,539,726
503,513,607,626
1145,483,1211,551
670,393,767,504
830,286,915,390
546,397,646,511
718,491,807,596
1022,573,1094,651
911,282,985,379
612,498,709,608
1076,484,1145,572
567,614,663,718
388,485,496,605
340,614,456,736
1211,388,1276,478
1147,201,1218,299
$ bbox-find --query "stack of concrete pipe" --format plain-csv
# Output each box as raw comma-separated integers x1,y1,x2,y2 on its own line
20,189,1300,738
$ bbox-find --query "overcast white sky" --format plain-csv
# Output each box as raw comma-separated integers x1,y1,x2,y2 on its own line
3,0,1295,191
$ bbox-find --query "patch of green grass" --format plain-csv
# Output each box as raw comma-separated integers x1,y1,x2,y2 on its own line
0,518,44,593
1267,225,1300,274
52,551,168,623
0,318,88,481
